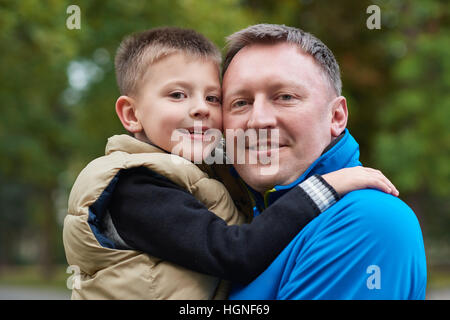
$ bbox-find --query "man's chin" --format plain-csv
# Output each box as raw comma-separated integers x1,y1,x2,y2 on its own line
233,163,283,193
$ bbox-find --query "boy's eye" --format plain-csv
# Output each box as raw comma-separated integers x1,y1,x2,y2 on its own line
206,95,221,104
170,92,187,99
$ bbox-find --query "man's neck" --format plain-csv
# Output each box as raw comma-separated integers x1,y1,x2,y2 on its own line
321,132,345,156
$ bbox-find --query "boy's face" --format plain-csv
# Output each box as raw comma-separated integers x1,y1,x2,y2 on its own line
134,53,222,161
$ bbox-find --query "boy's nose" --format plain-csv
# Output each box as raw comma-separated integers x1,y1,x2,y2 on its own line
189,100,210,119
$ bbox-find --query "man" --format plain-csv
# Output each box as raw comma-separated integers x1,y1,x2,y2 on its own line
221,24,427,299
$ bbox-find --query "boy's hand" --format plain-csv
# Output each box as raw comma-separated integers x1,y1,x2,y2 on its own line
322,167,399,197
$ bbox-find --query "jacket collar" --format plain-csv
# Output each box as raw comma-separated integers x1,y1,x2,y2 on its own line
242,129,362,214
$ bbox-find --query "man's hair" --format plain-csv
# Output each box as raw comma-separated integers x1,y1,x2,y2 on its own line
115,27,222,96
223,24,342,96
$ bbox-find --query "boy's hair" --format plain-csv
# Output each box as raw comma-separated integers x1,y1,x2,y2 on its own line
223,24,342,96
115,27,222,96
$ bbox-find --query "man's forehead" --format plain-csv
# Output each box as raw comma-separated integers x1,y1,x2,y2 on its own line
231,42,312,64
223,42,324,94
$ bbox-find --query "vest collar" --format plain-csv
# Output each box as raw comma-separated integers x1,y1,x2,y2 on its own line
105,134,166,155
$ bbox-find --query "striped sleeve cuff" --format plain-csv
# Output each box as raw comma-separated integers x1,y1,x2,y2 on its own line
298,174,340,213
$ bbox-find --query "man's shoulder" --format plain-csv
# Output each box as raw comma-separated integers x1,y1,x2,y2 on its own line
277,189,427,300
309,189,424,249
338,189,418,229
298,189,422,243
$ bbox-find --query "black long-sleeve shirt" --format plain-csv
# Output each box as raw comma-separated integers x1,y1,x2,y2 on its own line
108,166,336,284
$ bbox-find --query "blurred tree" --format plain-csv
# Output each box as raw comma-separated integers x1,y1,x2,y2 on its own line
373,0,449,196
0,0,448,275
372,0,450,243
0,0,256,275
239,0,449,242
0,0,82,276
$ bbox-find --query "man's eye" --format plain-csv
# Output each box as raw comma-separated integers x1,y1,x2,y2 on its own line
170,92,186,99
206,96,221,104
232,100,248,108
278,94,293,101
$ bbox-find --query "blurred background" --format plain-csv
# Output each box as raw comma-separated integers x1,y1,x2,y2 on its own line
0,0,448,299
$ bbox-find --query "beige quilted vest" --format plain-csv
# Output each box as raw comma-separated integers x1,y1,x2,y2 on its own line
63,135,248,299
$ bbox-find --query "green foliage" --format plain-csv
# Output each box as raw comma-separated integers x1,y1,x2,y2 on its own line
374,15,450,196
0,0,257,267
0,0,448,268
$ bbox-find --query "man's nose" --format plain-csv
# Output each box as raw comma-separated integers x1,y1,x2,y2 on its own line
247,96,276,129
189,98,210,119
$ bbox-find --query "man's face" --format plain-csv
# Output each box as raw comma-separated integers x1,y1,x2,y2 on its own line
222,42,335,192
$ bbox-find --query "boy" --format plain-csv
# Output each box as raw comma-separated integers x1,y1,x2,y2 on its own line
63,27,398,299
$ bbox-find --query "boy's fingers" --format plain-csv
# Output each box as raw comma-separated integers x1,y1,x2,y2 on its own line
375,177,399,197
362,173,393,196
380,175,399,196
364,167,399,196
378,181,392,194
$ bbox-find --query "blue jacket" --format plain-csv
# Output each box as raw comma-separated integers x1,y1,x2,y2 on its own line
230,129,427,300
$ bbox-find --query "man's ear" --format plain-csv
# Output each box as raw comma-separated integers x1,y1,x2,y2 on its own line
330,96,348,137
115,95,143,134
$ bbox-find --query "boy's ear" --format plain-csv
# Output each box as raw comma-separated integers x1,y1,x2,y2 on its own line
330,96,348,137
115,95,143,134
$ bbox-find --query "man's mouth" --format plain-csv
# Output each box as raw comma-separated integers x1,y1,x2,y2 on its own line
247,141,285,151
246,143,286,161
